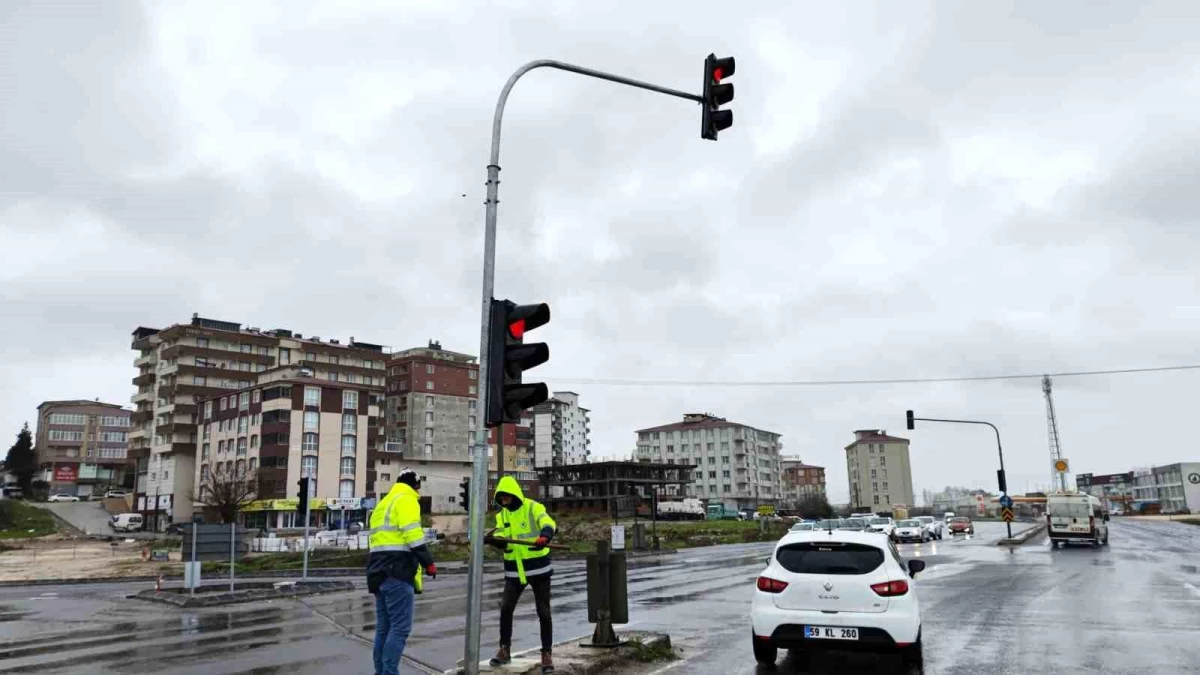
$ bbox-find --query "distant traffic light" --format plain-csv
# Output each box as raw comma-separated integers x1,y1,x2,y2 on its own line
701,54,735,141
485,298,551,427
296,477,311,517
459,477,471,513
906,410,915,431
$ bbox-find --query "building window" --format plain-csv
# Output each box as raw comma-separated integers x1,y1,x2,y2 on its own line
873,495,880,505
468,415,476,428
425,381,434,390
469,400,476,410
304,387,320,407
250,434,258,448
219,398,227,411
302,433,318,454
339,479,354,498
203,401,212,419
251,389,261,404
341,435,356,456
201,443,210,459
248,457,257,472
241,344,251,353
381,473,391,482
279,348,290,365
425,396,434,409
343,390,358,410
200,464,209,481
237,438,247,456
468,385,477,395
424,443,433,455
238,416,249,434
425,411,434,424
303,411,319,431
426,364,435,374
236,459,246,476
469,370,477,380
340,457,355,476
197,337,209,348
301,455,317,478
327,371,338,382
342,413,357,434
346,373,357,384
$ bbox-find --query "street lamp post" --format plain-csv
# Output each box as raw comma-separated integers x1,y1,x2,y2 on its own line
906,411,1012,539
464,59,718,675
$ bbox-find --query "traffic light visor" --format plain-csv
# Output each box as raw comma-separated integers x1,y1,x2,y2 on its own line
506,303,550,339
711,56,735,82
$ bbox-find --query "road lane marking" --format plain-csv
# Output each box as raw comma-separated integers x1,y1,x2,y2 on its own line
1185,582,1200,599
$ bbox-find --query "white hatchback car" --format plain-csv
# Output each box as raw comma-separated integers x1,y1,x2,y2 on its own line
751,530,926,668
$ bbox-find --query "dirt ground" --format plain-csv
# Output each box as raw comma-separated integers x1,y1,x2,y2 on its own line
0,536,180,583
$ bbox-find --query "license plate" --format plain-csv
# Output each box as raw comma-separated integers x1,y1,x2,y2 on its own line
804,625,859,641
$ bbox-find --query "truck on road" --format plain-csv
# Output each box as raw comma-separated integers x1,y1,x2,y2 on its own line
659,498,705,521
706,503,741,520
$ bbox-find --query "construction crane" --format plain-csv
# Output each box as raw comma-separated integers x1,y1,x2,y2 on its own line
1042,375,1067,491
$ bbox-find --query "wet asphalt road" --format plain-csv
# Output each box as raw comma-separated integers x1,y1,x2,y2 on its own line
0,520,1196,674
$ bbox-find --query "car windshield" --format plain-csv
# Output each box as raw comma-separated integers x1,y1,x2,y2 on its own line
776,542,885,575
869,518,890,525
897,519,921,527
916,516,933,524
840,518,866,529
790,522,815,531
951,517,970,523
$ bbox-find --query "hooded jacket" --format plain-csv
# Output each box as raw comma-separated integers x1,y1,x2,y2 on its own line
367,482,434,592
493,476,557,584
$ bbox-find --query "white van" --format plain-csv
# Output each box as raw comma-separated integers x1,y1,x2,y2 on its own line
1046,492,1108,548
109,513,144,532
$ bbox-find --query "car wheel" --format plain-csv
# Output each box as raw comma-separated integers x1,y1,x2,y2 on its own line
751,633,777,666
901,631,924,671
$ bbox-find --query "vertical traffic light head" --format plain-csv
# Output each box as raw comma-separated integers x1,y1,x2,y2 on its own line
701,54,736,141
296,477,310,516
459,477,471,513
905,410,915,431
485,298,551,427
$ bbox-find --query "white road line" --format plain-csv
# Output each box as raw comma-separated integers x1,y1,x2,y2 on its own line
1185,582,1200,599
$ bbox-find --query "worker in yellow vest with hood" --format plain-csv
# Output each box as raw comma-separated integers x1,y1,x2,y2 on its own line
488,475,557,674
367,469,436,675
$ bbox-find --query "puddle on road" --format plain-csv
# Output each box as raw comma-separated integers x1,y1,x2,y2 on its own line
0,605,31,622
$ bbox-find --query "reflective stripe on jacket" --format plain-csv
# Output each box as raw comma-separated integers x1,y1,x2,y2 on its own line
493,475,557,584
367,483,432,592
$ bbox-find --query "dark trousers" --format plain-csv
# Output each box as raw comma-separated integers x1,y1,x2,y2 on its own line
499,575,553,652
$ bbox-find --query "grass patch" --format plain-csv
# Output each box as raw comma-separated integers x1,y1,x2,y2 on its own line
0,501,59,539
627,638,676,663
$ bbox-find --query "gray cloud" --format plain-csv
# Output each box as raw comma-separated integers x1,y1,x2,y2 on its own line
4,1,1200,503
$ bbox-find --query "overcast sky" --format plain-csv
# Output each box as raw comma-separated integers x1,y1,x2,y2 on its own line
3,1,1199,503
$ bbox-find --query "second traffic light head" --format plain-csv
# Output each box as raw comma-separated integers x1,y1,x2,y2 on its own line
905,410,915,430
701,54,736,141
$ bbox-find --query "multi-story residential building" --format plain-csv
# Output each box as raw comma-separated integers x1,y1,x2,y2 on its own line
635,413,783,511
34,400,131,498
779,458,826,509
1131,463,1200,514
130,314,388,530
531,391,591,468
381,341,535,513
193,364,382,530
1075,471,1135,513
845,429,914,512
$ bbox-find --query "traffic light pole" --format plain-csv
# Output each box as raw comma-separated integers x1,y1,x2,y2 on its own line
465,59,707,675
909,415,1011,539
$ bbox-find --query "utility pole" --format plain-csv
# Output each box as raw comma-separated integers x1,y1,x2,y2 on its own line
463,57,734,675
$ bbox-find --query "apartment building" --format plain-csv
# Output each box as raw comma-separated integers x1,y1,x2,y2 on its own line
779,458,826,509
845,429,914,512
635,413,783,511
1130,463,1200,514
34,400,131,498
130,314,388,529
193,365,382,529
381,341,535,513
531,391,591,468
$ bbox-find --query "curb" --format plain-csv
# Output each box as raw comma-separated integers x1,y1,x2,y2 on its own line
455,632,673,675
129,580,354,608
997,524,1046,546
0,563,501,588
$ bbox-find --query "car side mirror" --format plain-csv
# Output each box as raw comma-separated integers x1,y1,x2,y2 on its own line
907,559,926,578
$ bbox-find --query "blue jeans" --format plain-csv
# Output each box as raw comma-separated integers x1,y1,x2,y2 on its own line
374,577,415,675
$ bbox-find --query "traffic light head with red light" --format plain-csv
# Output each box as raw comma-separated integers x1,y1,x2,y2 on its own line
485,298,551,427
701,54,735,141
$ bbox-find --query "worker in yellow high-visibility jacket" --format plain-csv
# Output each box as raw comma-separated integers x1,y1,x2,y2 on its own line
488,476,557,674
367,469,435,675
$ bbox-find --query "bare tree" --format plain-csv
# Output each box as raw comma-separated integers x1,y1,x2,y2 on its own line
191,467,258,524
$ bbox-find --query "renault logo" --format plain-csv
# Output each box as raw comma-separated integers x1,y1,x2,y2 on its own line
823,581,834,591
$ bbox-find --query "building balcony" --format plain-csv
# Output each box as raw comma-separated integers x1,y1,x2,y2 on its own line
134,353,156,368
131,390,153,405
169,442,197,455
162,343,275,366
383,442,406,455
132,373,156,387
131,410,153,424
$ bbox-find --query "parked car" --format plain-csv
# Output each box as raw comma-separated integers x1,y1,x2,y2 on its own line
815,518,843,531
947,516,974,535
943,511,956,524
789,522,816,532
866,517,895,537
47,493,80,503
891,519,929,543
914,516,943,540
104,490,129,499
751,529,926,668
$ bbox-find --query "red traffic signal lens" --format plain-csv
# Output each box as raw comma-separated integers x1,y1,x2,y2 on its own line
508,319,525,340
713,67,724,82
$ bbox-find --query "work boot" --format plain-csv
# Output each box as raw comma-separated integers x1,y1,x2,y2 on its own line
488,646,511,667
541,650,554,673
